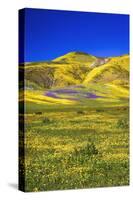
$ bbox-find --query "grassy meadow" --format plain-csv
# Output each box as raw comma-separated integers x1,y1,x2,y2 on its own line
19,52,129,191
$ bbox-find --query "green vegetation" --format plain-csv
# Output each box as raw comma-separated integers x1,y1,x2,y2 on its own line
84,55,129,86
19,52,129,191
20,106,129,191
23,52,129,92
53,51,96,63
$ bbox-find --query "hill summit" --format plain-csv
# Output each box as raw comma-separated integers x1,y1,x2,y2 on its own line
53,51,96,63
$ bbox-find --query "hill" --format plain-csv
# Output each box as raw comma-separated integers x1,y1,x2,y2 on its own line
23,52,97,89
20,52,129,103
53,51,96,63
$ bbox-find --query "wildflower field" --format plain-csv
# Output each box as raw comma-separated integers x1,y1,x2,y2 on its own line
19,53,129,191
19,99,129,191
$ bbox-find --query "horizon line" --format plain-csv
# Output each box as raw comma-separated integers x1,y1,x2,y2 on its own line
20,51,129,64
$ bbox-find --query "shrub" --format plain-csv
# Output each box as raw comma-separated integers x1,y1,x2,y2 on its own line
35,112,42,115
77,110,85,114
82,142,99,156
96,109,104,112
68,143,99,165
74,142,99,158
42,117,51,123
116,119,129,129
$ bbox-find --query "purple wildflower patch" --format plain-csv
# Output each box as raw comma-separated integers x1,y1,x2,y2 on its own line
86,93,103,99
44,86,104,101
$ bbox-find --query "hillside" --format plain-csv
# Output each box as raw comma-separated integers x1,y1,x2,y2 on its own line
23,52,97,89
20,52,129,104
84,55,129,87
53,51,96,63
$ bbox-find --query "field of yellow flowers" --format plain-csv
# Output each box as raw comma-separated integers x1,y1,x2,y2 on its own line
19,103,129,192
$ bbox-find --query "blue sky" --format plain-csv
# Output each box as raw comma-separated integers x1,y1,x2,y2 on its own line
19,8,129,62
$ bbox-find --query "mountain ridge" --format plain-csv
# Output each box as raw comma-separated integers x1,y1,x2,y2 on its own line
20,51,129,65
21,51,129,100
